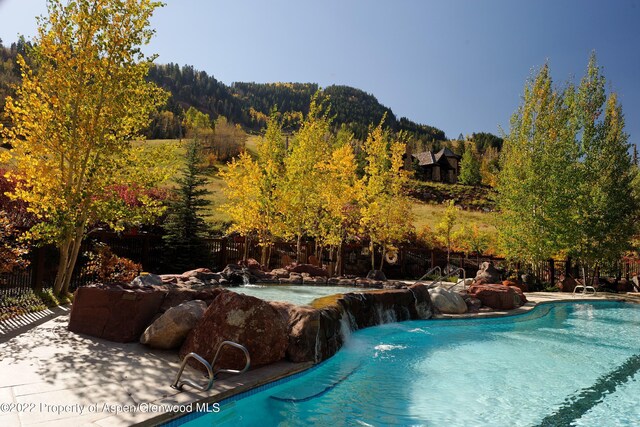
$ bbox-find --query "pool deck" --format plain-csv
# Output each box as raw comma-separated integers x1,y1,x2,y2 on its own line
1,291,639,426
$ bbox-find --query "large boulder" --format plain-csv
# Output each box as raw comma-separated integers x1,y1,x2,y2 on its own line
468,283,527,310
366,270,387,281
556,274,578,292
131,273,163,287
180,268,222,283
180,290,288,371
140,300,207,349
473,261,502,285
504,279,528,293
408,283,434,319
159,282,223,312
220,264,250,285
270,302,321,363
286,263,330,278
428,286,467,314
69,283,166,342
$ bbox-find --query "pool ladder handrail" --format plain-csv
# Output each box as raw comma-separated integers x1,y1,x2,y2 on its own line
445,268,467,291
171,341,251,392
573,267,597,296
417,266,442,283
427,268,467,291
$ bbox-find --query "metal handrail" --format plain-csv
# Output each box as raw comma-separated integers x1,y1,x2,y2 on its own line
417,266,442,282
171,341,251,392
212,341,251,376
444,268,467,290
427,268,467,291
573,267,597,296
171,352,214,392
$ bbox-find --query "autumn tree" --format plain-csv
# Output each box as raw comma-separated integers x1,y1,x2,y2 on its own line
458,148,482,185
497,63,578,264
212,116,246,162
455,224,490,267
278,94,333,262
435,200,459,269
0,0,168,296
360,118,414,272
570,54,637,280
316,129,362,273
498,54,636,277
220,111,286,266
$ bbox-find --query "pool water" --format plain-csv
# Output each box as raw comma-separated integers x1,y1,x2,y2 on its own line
231,285,373,306
174,301,640,426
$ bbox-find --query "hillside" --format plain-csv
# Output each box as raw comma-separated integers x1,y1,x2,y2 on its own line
0,41,465,151
145,63,447,142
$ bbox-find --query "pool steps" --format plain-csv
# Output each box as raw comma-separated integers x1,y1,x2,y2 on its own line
171,341,251,392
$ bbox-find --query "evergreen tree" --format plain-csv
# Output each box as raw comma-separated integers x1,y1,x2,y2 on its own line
458,149,482,185
163,140,211,272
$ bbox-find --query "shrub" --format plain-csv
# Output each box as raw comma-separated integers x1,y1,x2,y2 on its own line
84,244,142,283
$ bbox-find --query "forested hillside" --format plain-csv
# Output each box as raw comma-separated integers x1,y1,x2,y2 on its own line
1,42,447,146
146,63,448,142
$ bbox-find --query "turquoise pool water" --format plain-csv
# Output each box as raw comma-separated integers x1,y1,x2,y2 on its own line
172,301,640,426
231,285,373,305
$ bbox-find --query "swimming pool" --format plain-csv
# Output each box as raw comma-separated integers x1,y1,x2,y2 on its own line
170,301,640,426
231,284,374,306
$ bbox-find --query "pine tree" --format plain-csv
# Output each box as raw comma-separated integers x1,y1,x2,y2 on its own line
458,148,482,185
163,140,211,272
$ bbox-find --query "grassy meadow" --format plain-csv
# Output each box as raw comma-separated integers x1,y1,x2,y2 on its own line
136,136,497,232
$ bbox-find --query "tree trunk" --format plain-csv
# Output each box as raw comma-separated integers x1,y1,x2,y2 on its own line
260,245,268,269
243,236,250,262
335,242,343,277
296,234,302,264
53,235,73,296
379,244,386,271
53,224,85,296
370,241,375,271
61,226,84,295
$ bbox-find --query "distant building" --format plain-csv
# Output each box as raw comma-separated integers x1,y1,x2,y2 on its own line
411,147,461,183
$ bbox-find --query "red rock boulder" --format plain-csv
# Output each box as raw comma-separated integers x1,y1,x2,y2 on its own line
68,283,166,342
270,302,321,363
180,290,288,371
503,280,528,293
286,263,330,277
467,283,527,310
556,274,579,292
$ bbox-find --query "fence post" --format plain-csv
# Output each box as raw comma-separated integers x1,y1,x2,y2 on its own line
220,238,227,267
565,257,572,278
549,259,555,286
30,247,45,293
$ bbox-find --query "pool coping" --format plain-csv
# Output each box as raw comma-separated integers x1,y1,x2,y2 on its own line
2,291,637,426
140,291,640,427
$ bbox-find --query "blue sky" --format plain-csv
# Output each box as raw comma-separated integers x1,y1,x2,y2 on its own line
1,0,639,143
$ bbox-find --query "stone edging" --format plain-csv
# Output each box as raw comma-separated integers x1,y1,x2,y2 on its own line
134,292,640,426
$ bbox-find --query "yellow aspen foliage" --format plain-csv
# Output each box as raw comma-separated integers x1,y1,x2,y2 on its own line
359,117,414,271
0,0,168,296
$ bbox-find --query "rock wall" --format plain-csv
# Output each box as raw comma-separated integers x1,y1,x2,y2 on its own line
179,284,434,371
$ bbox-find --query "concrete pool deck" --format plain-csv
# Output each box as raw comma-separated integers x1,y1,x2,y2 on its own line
1,291,639,426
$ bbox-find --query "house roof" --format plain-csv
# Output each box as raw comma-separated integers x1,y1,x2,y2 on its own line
412,151,437,166
412,147,460,166
434,147,461,161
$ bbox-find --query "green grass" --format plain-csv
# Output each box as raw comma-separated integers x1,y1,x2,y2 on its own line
0,289,73,322
411,199,496,232
135,138,498,230
7,137,497,231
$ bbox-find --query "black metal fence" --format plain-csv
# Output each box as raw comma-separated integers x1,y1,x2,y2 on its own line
2,231,640,303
